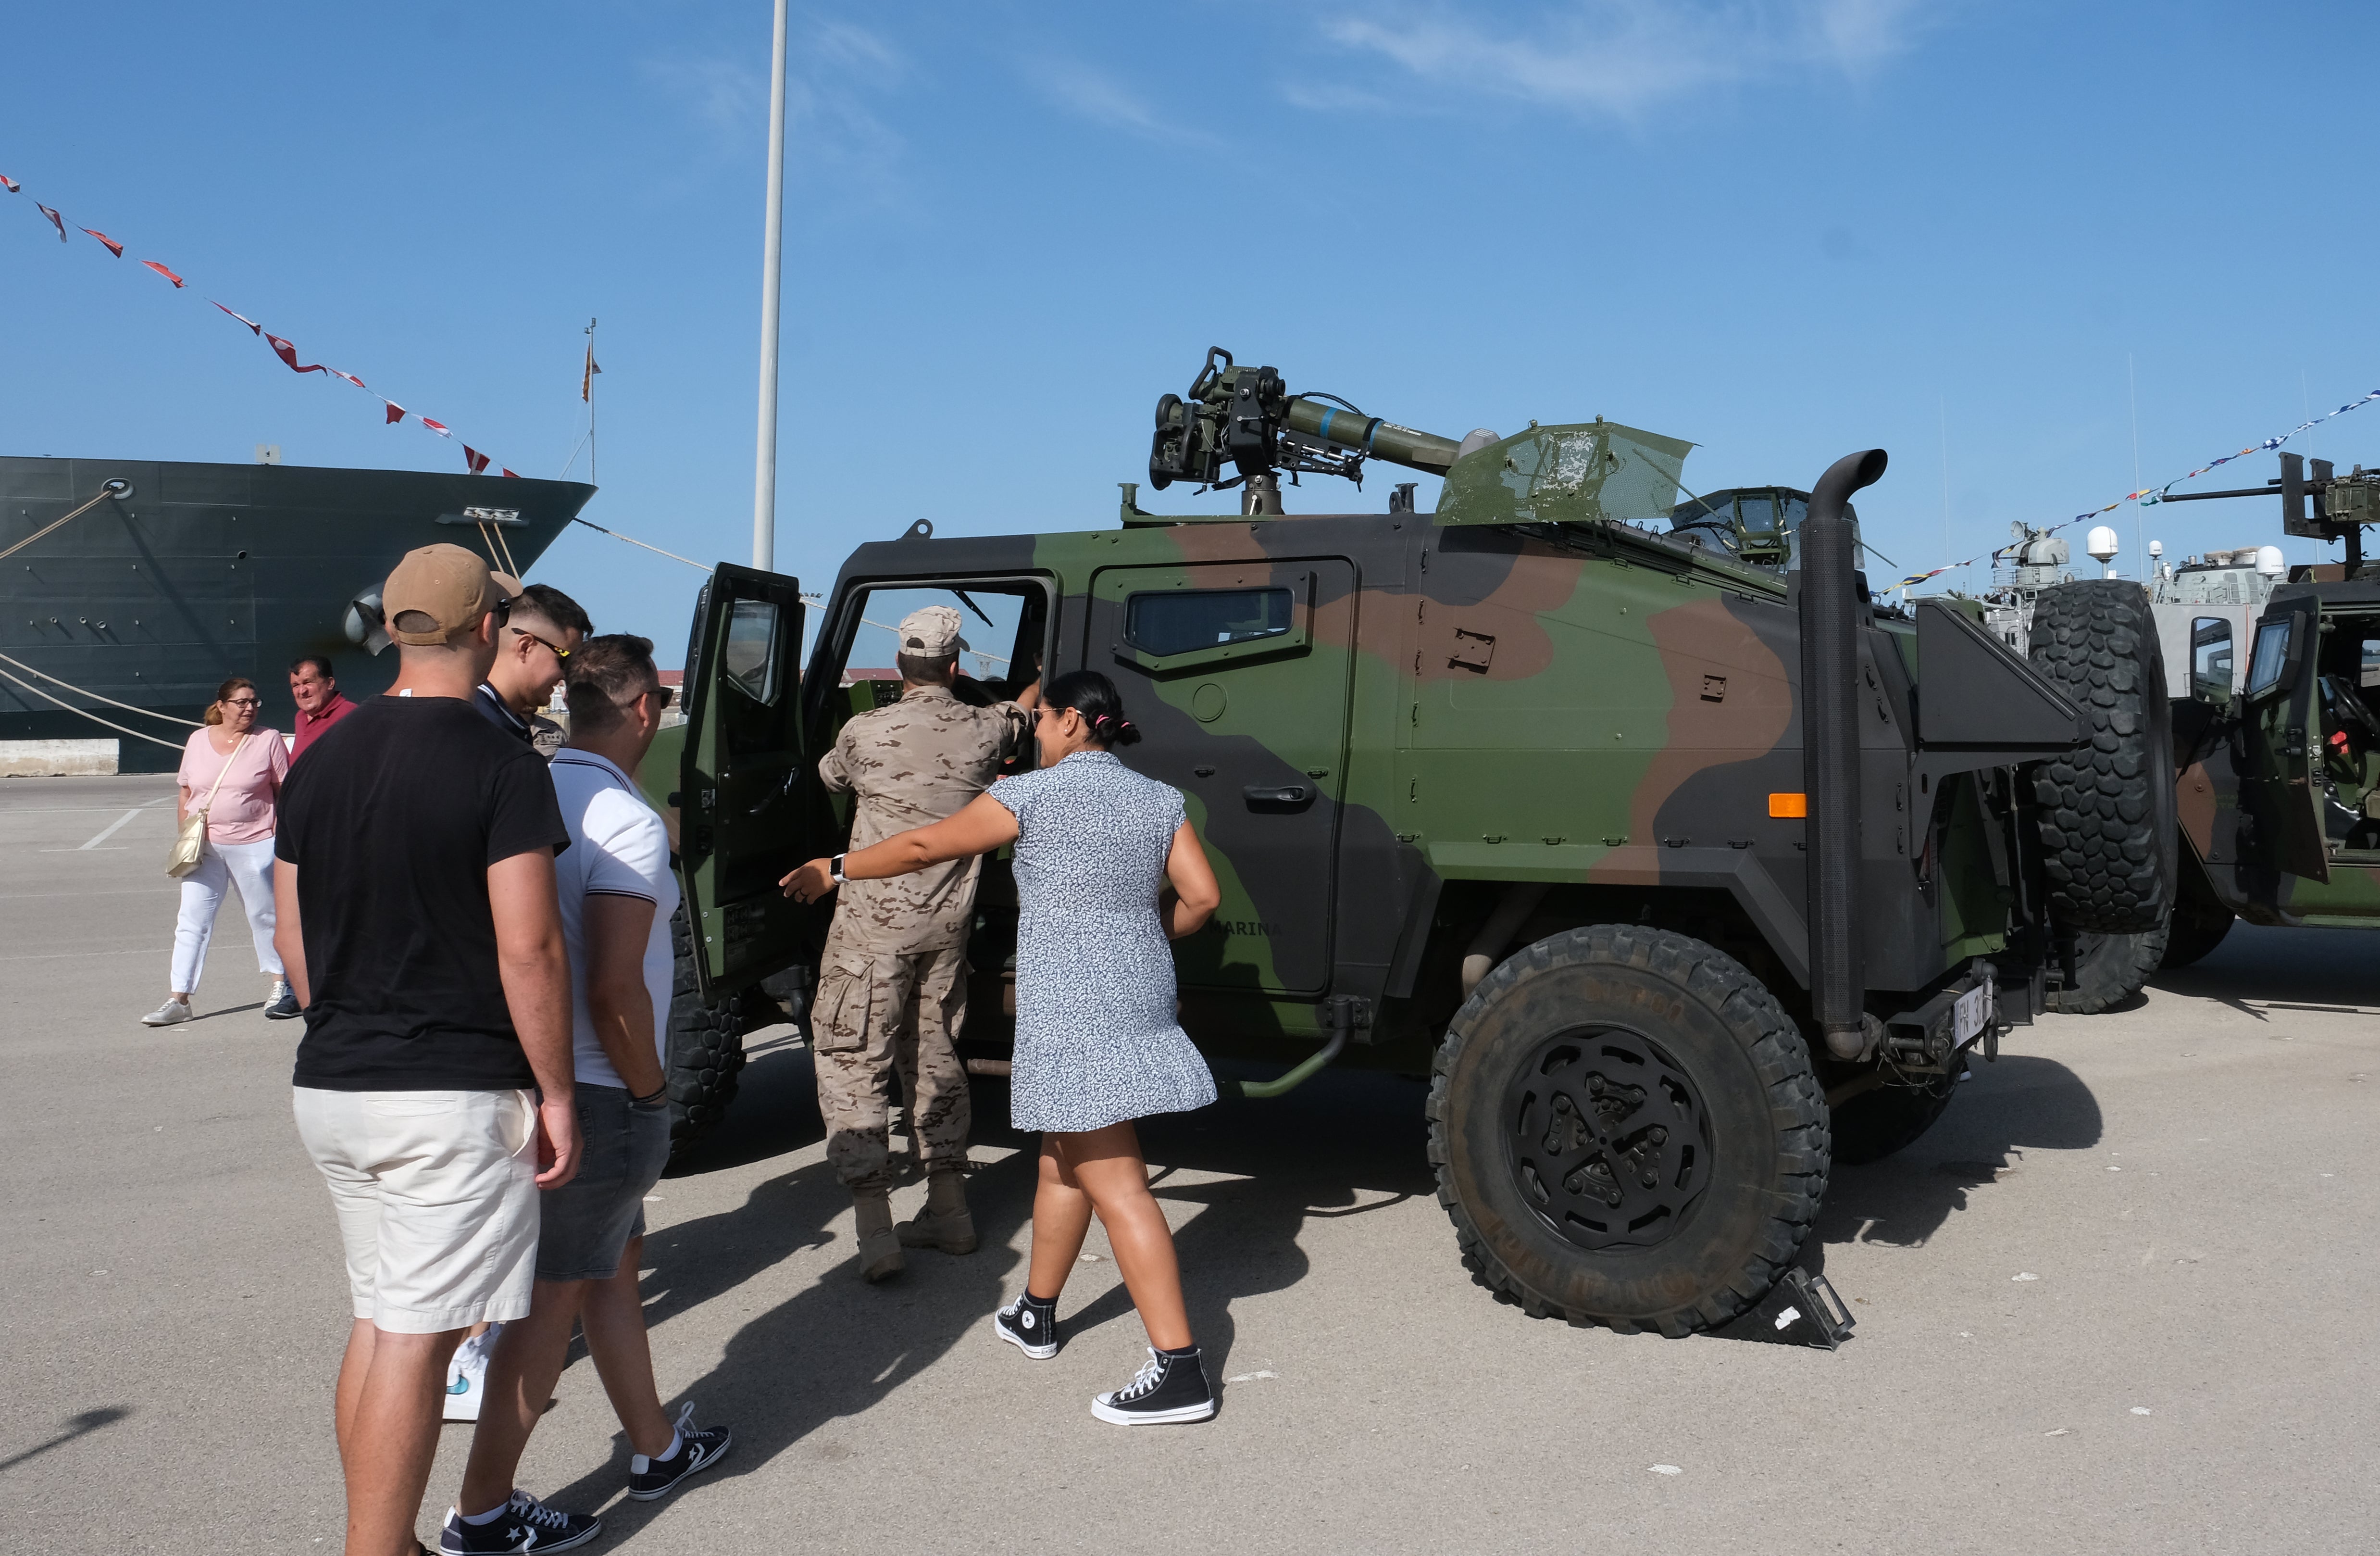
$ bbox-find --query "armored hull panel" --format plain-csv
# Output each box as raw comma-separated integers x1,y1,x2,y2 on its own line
1,456,594,771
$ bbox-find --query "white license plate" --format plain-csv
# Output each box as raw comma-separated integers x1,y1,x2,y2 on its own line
1953,980,1992,1045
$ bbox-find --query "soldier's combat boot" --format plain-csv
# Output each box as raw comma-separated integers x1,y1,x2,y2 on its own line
853,1189,905,1282
896,1170,977,1255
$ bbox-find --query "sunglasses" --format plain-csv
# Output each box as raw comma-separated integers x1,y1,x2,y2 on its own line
641,684,675,709
508,624,572,662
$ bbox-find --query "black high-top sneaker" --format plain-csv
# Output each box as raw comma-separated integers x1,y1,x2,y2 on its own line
992,1292,1059,1359
1091,1346,1217,1425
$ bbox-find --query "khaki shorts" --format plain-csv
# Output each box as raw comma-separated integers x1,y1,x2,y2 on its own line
293,1087,541,1333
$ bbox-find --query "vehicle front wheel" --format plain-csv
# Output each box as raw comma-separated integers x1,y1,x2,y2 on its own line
1428,924,1828,1336
2048,924,2169,1013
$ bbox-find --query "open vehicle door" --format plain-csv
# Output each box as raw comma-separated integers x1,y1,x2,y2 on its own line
2241,597,2330,885
679,563,827,1000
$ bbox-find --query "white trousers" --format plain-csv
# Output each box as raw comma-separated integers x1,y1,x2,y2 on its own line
171,836,282,993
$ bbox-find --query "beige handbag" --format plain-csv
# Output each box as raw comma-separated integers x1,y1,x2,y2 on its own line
167,732,249,879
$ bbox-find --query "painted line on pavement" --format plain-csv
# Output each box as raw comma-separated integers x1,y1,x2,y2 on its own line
79,797,173,851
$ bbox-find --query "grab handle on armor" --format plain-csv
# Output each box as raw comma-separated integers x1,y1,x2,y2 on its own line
1243,783,1313,809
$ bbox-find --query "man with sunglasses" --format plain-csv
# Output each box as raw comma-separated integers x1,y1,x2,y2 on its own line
474,579,590,759
788,605,1038,1281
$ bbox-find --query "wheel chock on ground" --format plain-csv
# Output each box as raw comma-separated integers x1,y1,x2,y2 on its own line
1759,1268,1857,1350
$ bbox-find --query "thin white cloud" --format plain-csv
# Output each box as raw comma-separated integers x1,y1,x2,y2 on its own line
1021,55,1198,142
1319,0,1925,118
641,20,908,187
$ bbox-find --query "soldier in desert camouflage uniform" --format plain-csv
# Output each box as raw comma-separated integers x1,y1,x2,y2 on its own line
803,606,1034,1281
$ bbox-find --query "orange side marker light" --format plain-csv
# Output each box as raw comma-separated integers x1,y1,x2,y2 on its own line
1768,792,1808,818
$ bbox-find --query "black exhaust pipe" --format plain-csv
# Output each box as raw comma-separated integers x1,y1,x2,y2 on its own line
1799,448,1889,1061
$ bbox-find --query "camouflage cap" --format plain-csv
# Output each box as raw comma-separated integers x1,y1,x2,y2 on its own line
897,604,967,658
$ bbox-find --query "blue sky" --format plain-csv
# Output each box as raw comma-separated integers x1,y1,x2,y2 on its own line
6,1,2378,664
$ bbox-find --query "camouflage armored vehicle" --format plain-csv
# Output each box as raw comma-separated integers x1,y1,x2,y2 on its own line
641,350,2157,1337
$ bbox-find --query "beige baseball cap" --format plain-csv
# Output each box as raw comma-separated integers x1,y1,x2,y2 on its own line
897,604,966,657
383,543,506,646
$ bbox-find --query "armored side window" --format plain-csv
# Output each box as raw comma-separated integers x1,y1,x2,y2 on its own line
1125,587,1294,658
2245,618,2292,699
723,599,783,706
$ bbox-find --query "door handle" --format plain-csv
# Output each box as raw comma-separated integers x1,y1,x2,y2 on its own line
1243,783,1313,808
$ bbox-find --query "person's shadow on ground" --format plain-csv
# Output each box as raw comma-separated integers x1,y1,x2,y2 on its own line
536,1058,1434,1534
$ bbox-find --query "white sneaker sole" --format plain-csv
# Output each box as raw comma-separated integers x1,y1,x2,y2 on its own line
140,1010,191,1027
1090,1395,1218,1426
991,1312,1058,1360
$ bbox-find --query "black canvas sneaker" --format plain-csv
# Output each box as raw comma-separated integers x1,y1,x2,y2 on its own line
264,981,301,1019
627,1401,733,1501
439,1490,601,1554
1091,1347,1217,1426
992,1292,1059,1360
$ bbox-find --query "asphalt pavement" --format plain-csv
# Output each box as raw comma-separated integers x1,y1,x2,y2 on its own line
3,773,2374,1555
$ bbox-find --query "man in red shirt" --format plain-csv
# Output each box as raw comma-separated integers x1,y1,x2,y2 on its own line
289,655,356,760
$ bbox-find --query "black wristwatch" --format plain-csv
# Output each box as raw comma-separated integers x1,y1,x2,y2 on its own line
830,853,847,883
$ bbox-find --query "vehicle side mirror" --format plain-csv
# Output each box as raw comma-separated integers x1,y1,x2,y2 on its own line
2190,615,2235,711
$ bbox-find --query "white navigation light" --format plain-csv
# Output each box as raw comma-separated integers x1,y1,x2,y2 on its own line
2085,526,2120,562
2255,545,2286,578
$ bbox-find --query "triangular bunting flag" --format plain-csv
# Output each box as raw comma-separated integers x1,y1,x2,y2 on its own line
326,368,367,389
0,174,18,193
35,203,66,241
500,468,520,478
79,227,124,257
264,333,324,374
383,402,406,425
420,417,452,437
140,260,185,288
463,446,491,475
211,301,263,335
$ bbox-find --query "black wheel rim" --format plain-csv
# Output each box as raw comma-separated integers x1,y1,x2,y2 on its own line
1503,1024,1713,1252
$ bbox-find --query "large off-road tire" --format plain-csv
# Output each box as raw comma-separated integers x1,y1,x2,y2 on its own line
1428,924,1828,1337
663,904,747,1154
2047,924,2169,1014
2026,580,2177,933
2160,850,2236,970
1830,1078,1957,1166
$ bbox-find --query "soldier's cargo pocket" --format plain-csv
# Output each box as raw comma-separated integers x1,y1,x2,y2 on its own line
811,950,873,1053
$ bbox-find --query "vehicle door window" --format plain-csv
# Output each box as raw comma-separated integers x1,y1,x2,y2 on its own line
723,600,783,705
2190,616,2233,701
1125,587,1294,658
2246,618,2293,698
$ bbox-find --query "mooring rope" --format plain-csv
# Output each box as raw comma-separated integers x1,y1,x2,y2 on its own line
0,663,187,752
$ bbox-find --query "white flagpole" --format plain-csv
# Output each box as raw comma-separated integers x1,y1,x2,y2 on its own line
752,0,790,571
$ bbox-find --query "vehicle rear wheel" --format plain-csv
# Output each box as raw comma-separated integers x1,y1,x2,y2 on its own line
664,904,748,1155
2026,581,2177,933
1830,1077,1957,1166
1428,924,1827,1336
2046,924,2168,1013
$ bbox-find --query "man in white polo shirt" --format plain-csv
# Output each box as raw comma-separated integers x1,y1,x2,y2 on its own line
442,634,731,1556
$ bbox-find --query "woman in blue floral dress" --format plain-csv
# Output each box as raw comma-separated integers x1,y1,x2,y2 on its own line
784,670,1224,1425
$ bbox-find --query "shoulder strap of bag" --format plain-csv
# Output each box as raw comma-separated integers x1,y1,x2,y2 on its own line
197,732,250,815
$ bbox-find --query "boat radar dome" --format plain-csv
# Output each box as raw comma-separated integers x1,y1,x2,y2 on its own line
2255,544,2286,578
2147,539,2163,559
2085,526,2120,562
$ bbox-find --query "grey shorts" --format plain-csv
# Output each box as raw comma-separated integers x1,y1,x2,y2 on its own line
536,1084,672,1282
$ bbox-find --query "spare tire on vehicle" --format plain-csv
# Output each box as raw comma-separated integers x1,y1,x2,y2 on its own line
1428,924,1828,1337
663,903,748,1155
2025,580,2176,934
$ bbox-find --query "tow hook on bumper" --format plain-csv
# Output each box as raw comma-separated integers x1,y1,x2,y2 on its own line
1882,960,2002,1073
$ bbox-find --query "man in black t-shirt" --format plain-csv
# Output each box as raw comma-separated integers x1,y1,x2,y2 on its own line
274,541,579,1556
475,578,588,758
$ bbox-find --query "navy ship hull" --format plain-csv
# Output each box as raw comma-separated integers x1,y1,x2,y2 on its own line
2,457,595,772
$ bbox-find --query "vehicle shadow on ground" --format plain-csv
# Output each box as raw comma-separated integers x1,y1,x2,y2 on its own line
1812,1053,2103,1256
544,1062,1433,1533
2152,922,2380,1013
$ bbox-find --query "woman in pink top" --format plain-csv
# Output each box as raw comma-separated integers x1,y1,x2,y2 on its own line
143,677,297,1026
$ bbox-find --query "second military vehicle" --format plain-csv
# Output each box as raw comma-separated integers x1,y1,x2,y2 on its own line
646,350,2164,1338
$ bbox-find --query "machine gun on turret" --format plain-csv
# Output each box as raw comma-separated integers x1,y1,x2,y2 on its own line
1147,347,1483,514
